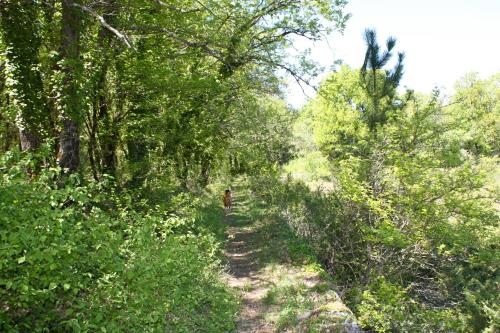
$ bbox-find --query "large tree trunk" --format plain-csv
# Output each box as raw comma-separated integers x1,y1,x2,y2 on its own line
89,0,120,177
19,130,41,152
0,67,19,153
98,85,118,177
0,2,47,156
57,0,82,173
87,106,100,181
127,138,149,188
58,118,80,173
0,113,19,153
100,123,118,176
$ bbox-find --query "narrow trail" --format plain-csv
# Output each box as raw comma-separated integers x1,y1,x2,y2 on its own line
223,188,362,333
224,189,273,333
225,225,273,332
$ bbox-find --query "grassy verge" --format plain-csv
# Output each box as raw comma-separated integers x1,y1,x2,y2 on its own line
230,178,360,332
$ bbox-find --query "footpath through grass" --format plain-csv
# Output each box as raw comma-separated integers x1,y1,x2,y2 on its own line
223,183,361,333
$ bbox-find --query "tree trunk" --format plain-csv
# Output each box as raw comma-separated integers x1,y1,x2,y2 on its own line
0,115,19,153
95,3,119,178
0,2,47,156
0,86,19,153
127,138,149,188
99,89,118,177
57,0,82,174
200,156,212,187
175,150,190,189
58,118,80,173
19,129,41,152
86,103,101,181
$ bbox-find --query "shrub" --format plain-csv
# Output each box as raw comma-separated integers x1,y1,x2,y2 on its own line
0,152,237,332
356,278,469,332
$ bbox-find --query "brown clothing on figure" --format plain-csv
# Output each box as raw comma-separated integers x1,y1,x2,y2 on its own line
223,189,232,212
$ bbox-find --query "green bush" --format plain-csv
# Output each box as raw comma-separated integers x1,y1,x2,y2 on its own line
356,278,469,332
0,152,237,332
79,231,237,333
264,173,499,332
0,172,119,331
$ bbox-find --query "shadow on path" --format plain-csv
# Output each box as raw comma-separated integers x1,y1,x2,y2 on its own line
223,186,362,333
223,188,276,333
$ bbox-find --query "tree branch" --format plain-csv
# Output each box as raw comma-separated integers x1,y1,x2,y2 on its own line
268,61,317,97
194,0,218,17
72,3,134,49
151,0,201,14
128,26,225,62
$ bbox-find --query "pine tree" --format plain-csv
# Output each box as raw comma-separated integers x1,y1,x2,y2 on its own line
360,28,405,132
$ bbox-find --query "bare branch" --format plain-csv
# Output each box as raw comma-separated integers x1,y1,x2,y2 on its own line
246,0,301,30
270,61,317,97
194,0,217,17
72,3,133,49
127,26,225,62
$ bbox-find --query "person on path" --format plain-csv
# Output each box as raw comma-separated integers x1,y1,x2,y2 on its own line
223,189,232,214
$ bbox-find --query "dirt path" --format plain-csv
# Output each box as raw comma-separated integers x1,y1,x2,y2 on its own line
223,189,362,333
225,223,274,333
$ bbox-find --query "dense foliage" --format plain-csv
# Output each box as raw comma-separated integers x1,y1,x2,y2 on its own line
0,0,350,331
0,0,348,186
0,150,239,332
1,1,498,332
280,61,500,331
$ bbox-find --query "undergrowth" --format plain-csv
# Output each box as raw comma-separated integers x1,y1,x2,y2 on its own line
252,171,499,332
0,151,238,332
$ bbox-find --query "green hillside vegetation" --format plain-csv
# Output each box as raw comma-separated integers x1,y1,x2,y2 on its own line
1,1,498,332
282,61,500,331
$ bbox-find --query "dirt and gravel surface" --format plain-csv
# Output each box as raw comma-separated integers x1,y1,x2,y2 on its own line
222,189,362,333
225,223,275,333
